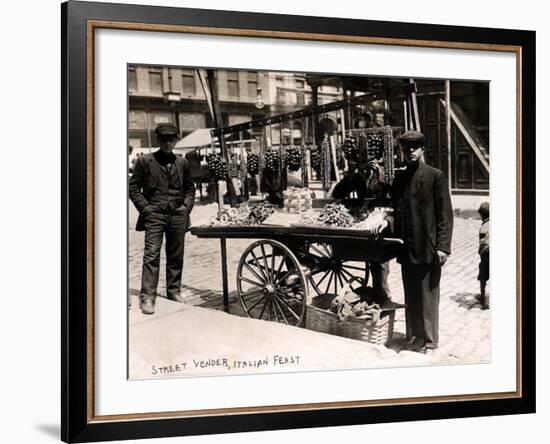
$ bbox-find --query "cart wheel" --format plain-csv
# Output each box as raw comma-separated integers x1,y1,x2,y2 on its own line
237,239,308,327
304,243,367,296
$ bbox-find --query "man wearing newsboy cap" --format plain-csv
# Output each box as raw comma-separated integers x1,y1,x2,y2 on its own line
129,123,196,315
379,131,454,355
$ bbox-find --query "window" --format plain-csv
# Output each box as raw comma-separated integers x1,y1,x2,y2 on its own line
227,71,239,97
247,71,258,98
295,80,305,89
149,70,162,95
128,68,138,92
180,112,206,130
296,92,305,106
181,71,196,95
128,110,147,129
276,87,287,105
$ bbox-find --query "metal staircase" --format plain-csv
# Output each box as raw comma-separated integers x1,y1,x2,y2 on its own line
439,98,490,174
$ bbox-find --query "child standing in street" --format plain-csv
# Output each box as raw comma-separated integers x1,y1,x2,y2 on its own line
477,202,490,309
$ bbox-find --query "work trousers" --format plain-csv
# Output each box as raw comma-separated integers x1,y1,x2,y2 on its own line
401,263,442,349
140,209,188,302
367,261,391,302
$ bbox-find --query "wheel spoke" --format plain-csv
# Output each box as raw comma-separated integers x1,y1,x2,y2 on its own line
275,251,287,280
258,297,270,319
250,249,269,282
259,244,271,283
238,275,264,288
270,246,277,284
334,271,338,294
341,264,367,272
321,243,332,257
247,294,267,312
309,268,325,277
315,269,332,287
240,288,264,300
272,297,279,322
336,271,345,290
274,268,294,286
308,275,323,295
310,244,328,258
266,298,272,321
272,295,291,325
325,271,335,295
274,292,301,320
243,261,266,286
276,290,304,304
340,267,356,280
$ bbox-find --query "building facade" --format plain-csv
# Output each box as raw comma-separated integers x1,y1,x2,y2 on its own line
127,66,488,196
128,65,342,148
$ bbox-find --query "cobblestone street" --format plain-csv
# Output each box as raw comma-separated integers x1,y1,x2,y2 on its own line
129,201,490,365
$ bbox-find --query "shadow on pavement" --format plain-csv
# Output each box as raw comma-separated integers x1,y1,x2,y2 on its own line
450,292,484,310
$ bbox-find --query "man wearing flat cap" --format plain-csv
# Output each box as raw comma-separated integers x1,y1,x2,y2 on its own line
380,131,453,355
129,123,196,315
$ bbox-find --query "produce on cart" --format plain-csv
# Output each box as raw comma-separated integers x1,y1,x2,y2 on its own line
193,93,405,343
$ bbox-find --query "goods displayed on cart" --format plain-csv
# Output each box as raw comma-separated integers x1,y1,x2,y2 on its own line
204,201,393,235
190,92,407,339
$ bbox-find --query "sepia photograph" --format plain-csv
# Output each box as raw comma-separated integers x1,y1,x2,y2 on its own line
127,65,490,380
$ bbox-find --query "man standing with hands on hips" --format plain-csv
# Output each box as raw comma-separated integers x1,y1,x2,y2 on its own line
129,123,196,315
378,131,453,355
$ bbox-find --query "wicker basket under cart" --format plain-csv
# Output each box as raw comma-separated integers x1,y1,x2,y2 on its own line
305,279,395,346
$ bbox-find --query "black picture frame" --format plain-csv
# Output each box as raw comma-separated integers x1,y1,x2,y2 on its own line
62,1,536,442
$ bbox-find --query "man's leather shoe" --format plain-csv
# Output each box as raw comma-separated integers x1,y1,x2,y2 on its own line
421,347,436,356
140,299,155,315
167,293,187,303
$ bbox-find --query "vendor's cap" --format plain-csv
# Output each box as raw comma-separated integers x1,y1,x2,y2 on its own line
398,131,425,147
155,123,178,137
478,201,490,217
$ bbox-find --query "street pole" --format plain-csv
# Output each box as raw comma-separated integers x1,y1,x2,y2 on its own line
445,80,453,190
207,69,238,207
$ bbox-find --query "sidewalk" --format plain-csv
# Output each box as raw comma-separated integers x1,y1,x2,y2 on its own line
129,202,490,366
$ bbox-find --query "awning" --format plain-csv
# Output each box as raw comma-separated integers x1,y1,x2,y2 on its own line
175,128,214,149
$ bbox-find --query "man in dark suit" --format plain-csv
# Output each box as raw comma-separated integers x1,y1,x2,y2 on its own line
129,123,196,315
380,131,453,354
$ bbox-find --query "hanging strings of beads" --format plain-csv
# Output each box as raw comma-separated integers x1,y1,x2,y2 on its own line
206,135,225,180
301,116,309,187
320,134,332,192
367,131,384,159
239,130,248,184
247,152,259,175
258,124,268,184
383,125,395,183
342,135,357,160
279,122,285,183
265,122,280,174
285,117,301,172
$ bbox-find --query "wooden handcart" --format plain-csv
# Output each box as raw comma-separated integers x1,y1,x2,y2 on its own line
190,224,403,328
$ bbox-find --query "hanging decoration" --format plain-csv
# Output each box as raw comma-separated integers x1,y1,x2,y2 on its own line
342,135,357,160
301,116,309,187
286,146,301,171
239,135,248,186
320,134,332,192
383,125,395,183
247,153,259,175
367,131,384,159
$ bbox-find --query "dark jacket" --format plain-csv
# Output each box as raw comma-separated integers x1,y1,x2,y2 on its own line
129,152,196,231
185,149,205,180
388,162,453,264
